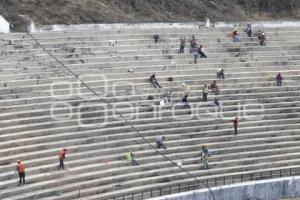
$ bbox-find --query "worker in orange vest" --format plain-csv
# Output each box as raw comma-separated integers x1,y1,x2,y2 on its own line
58,149,67,170
15,160,25,185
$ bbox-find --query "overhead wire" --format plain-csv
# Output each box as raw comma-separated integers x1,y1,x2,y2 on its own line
16,28,216,200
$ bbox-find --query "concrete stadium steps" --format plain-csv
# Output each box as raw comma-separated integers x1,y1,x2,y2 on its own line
0,69,299,97
4,35,300,49
2,44,300,62
2,46,297,66
3,49,299,66
1,26,300,199
1,27,300,41
0,68,299,92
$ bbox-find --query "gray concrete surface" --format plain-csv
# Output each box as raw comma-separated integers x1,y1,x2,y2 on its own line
151,176,300,200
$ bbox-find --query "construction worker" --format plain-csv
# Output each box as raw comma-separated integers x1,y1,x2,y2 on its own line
231,117,239,135
198,45,207,58
202,84,209,102
258,30,266,46
276,73,283,86
149,74,162,88
217,68,225,79
245,24,253,37
200,145,211,169
210,80,219,95
15,160,25,185
58,149,67,170
127,151,139,166
156,136,167,149
232,29,240,42
179,36,186,53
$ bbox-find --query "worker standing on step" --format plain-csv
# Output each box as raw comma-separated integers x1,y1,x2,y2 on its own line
182,94,191,109
200,144,211,169
190,35,197,51
231,117,239,135
202,84,209,102
153,34,160,43
15,160,25,185
149,74,162,88
127,151,140,166
58,149,67,170
156,136,167,149
193,45,199,63
258,30,266,46
179,36,186,54
276,73,283,86
245,24,253,37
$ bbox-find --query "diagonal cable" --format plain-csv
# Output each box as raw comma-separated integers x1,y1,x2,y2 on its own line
21,29,216,200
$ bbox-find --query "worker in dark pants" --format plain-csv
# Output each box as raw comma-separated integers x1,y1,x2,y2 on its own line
202,84,209,102
127,151,140,166
15,160,25,185
198,45,207,58
276,73,283,86
58,149,67,170
149,74,162,88
156,136,167,149
231,117,239,135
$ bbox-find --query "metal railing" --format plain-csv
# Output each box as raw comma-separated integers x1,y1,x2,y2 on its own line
111,167,300,200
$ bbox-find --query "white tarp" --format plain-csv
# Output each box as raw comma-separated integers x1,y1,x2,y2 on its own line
0,15,9,33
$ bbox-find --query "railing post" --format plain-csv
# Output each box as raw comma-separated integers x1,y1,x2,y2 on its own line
290,168,292,176
280,169,282,177
150,189,153,198
159,188,162,196
188,183,190,191
215,178,217,186
223,176,225,185
241,174,243,182
271,170,273,178
141,191,143,200
178,184,181,193
250,173,253,181
169,186,171,194
132,193,134,200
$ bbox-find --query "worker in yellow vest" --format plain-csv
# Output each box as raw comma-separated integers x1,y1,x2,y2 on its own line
202,84,209,102
127,151,139,166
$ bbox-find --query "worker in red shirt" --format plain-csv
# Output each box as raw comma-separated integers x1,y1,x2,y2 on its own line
231,117,239,135
15,160,25,185
58,149,67,170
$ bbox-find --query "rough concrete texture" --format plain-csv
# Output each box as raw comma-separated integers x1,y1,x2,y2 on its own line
151,176,300,200
34,21,300,32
